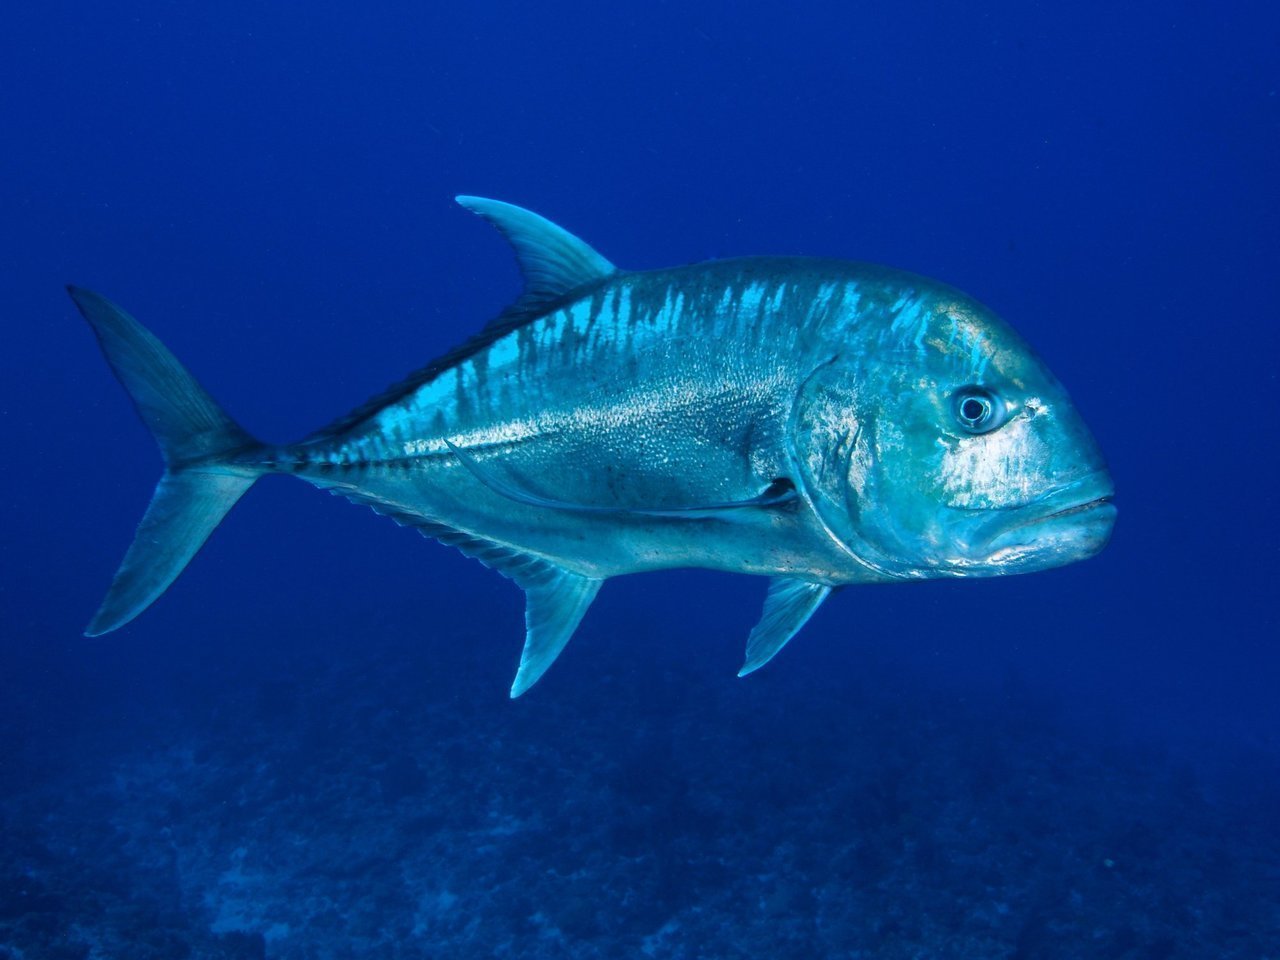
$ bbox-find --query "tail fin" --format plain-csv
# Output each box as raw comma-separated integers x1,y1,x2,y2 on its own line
68,287,264,636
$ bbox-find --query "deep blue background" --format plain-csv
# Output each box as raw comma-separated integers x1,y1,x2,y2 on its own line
1,0,1277,906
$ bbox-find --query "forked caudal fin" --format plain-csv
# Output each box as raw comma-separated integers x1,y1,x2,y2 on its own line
68,287,265,636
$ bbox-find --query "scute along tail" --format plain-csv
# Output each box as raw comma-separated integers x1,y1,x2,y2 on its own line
68,287,264,636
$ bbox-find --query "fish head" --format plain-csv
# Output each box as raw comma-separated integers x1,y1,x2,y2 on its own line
795,284,1115,579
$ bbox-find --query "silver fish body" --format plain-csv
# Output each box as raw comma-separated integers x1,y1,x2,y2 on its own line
72,197,1115,695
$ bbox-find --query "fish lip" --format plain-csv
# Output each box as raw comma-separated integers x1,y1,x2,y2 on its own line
1006,492,1115,533
971,472,1117,554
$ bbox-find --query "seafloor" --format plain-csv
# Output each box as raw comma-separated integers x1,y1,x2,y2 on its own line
2,618,1277,960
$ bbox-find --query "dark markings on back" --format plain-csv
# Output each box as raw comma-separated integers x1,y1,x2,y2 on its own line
300,256,908,445
302,276,619,443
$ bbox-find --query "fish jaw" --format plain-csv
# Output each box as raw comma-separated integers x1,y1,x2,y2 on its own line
952,470,1117,575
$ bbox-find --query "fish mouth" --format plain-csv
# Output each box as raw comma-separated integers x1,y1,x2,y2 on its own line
969,473,1117,568
1008,493,1116,531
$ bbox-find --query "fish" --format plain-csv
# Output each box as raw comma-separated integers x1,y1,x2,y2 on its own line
71,196,1116,696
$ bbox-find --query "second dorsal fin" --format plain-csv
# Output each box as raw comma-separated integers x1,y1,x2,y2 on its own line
456,196,617,313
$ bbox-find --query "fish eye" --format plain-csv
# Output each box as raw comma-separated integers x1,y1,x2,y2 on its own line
952,387,1003,434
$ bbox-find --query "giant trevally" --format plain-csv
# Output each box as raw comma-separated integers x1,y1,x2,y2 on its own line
71,197,1115,696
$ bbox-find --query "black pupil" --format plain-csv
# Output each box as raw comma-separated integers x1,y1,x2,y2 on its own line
961,397,988,422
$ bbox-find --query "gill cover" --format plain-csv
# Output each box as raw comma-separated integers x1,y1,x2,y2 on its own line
792,359,906,580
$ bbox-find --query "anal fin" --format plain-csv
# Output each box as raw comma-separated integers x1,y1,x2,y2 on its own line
739,578,833,677
328,491,602,697
412,527,602,696
512,567,602,698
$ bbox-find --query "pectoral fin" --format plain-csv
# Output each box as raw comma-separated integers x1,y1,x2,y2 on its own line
739,578,833,677
445,439,796,518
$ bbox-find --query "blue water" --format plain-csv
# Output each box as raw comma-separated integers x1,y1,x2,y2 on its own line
2,2,1278,957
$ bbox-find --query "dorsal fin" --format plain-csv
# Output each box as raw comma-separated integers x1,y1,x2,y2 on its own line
303,198,618,443
456,196,616,314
